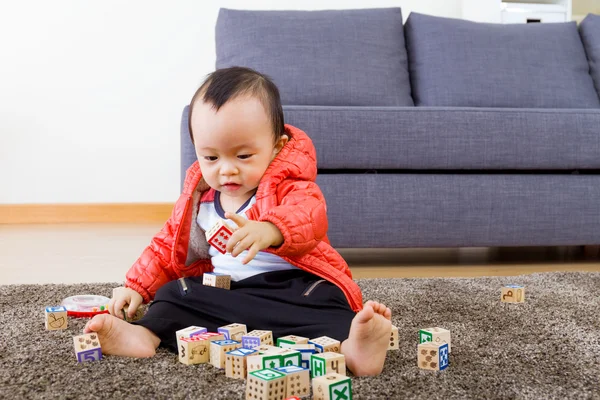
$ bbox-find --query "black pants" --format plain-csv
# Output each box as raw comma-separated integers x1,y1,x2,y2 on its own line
134,270,356,352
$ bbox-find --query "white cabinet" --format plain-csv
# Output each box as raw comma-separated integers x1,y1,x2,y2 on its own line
462,0,573,23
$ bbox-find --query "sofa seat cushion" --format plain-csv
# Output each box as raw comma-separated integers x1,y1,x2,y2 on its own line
283,106,600,170
404,13,600,109
215,8,413,107
580,14,600,100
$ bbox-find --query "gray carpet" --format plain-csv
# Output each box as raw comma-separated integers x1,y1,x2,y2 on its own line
1,272,599,399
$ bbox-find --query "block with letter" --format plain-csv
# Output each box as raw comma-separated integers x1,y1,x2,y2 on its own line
275,365,310,399
245,368,287,400
45,306,68,330
308,336,341,353
417,342,449,371
247,349,302,376
501,284,525,303
210,339,241,369
178,335,210,365
288,344,316,369
206,220,233,254
277,335,308,348
242,330,274,349
310,352,346,378
218,323,247,341
418,327,451,352
388,325,399,350
226,347,257,379
203,272,231,290
312,373,353,400
255,344,280,354
73,333,102,363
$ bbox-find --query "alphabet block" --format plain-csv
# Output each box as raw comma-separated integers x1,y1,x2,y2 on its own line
275,365,310,399
388,325,399,350
501,285,525,303
312,373,353,400
310,352,346,378
210,339,241,369
288,344,316,369
417,342,449,371
226,348,257,379
218,323,247,341
45,306,68,330
242,330,274,348
73,333,102,363
418,327,451,352
247,349,302,376
178,335,210,365
308,336,341,353
276,335,309,348
206,220,233,254
246,368,287,400
203,272,231,290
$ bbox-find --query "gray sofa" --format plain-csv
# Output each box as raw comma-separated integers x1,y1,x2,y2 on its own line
181,8,600,248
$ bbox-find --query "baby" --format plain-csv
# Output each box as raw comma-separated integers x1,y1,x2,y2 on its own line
85,66,392,376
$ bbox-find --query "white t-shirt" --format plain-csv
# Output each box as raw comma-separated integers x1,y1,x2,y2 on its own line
197,190,298,281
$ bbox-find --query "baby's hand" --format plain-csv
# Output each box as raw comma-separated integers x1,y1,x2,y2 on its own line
224,212,284,264
109,286,143,320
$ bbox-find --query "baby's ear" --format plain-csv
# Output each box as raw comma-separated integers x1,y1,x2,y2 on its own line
273,134,289,156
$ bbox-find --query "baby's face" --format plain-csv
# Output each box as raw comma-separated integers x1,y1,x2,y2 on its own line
191,96,284,202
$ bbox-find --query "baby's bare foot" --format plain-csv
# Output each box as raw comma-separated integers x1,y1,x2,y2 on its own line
84,314,159,358
341,300,392,376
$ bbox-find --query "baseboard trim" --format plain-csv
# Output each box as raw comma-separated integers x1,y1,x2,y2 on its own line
0,203,174,224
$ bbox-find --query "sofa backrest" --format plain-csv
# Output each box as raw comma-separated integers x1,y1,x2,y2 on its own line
215,8,413,107
404,13,600,109
579,14,600,101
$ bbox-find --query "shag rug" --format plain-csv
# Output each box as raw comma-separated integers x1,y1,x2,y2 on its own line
1,272,599,399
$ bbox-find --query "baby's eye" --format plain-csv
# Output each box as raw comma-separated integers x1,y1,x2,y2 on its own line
237,154,253,160
203,156,218,162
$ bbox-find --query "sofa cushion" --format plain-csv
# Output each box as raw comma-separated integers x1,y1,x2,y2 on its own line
579,14,600,100
283,106,600,170
215,8,414,107
404,13,600,109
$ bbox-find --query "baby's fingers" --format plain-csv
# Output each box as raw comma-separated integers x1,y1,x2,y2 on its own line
242,243,261,265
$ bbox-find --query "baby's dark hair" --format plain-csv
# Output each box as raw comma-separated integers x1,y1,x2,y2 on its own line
188,66,285,143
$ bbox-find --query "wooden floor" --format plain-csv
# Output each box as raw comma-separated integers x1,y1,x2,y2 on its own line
1,224,599,285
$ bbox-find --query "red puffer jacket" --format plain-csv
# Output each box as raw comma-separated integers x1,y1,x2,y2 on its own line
124,124,363,312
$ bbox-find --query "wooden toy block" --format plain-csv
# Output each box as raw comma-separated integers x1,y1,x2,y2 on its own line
255,344,280,354
195,332,226,342
73,333,102,363
122,305,144,322
277,335,309,348
206,220,233,254
203,272,231,290
242,330,274,348
45,306,68,330
308,336,341,353
275,365,310,399
417,342,449,371
246,368,287,400
388,325,399,350
176,326,208,340
288,344,316,369
247,349,302,376
312,373,353,400
178,336,210,365
419,327,451,352
218,323,247,341
310,352,346,378
226,347,257,379
210,339,241,369
501,284,525,303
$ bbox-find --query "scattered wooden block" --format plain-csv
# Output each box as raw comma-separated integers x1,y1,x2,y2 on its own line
218,323,247,341
288,343,316,369
275,365,310,399
501,284,525,303
122,305,144,322
277,335,309,347
254,344,280,354
176,326,208,340
242,330,274,348
246,368,287,400
203,272,231,290
73,333,102,363
308,336,341,353
312,373,352,400
417,342,449,371
247,349,302,376
226,348,257,379
210,339,241,369
419,327,451,352
310,352,346,378
388,325,399,350
206,220,233,254
45,306,68,330
178,335,210,365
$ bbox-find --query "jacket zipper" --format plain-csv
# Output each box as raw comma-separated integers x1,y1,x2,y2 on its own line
178,277,189,295
303,279,325,297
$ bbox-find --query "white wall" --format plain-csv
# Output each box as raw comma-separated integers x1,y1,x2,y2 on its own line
0,0,464,204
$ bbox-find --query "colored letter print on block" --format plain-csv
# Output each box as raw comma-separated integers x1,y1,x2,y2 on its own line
312,373,353,400
246,368,287,400
419,327,451,352
310,352,346,378
45,306,68,330
73,333,102,363
417,342,449,371
501,285,525,303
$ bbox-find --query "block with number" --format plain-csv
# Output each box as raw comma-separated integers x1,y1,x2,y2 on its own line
277,335,308,348
417,342,449,371
206,220,233,254
247,349,302,376
73,333,102,363
418,327,451,352
501,284,525,303
226,347,257,379
242,330,274,348
275,365,310,399
203,272,231,290
308,336,341,353
210,339,241,369
288,344,316,369
255,344,280,354
45,306,68,330
312,373,353,400
246,368,287,400
218,323,247,341
388,325,399,350
311,352,346,378
178,335,211,365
